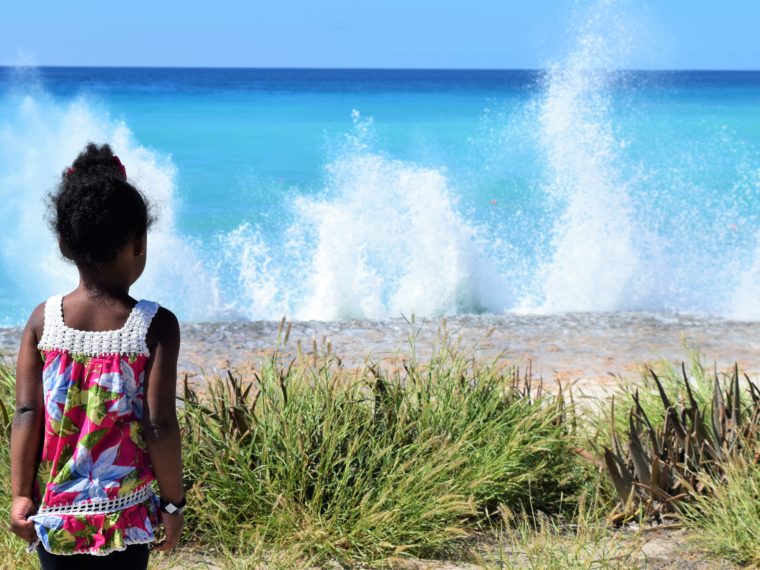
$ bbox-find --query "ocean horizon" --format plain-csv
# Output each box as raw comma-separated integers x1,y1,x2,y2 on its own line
1,62,759,326
7,65,760,71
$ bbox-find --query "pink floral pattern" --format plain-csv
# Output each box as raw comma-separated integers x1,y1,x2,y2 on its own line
30,299,161,555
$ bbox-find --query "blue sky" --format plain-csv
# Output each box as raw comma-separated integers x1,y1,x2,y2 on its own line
1,0,758,69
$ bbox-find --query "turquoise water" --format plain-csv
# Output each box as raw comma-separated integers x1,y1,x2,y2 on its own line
0,63,759,324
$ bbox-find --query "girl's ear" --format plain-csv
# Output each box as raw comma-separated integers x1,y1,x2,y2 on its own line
134,232,147,257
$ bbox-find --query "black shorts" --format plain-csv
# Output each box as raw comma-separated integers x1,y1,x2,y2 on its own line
37,543,150,570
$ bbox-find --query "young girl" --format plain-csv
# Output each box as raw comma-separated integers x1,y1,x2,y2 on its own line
9,143,184,569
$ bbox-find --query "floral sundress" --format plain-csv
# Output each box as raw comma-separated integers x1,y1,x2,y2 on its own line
28,294,161,556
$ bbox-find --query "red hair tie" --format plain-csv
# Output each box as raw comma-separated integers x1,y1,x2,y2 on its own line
112,155,127,179
64,156,127,179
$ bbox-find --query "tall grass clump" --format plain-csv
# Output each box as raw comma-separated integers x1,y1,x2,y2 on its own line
679,454,760,566
180,325,587,566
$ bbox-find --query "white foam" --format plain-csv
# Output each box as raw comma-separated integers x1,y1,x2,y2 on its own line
223,112,511,321
519,0,642,313
0,90,220,321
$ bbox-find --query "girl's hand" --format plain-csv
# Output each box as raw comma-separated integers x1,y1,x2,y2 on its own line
9,496,37,543
154,512,183,552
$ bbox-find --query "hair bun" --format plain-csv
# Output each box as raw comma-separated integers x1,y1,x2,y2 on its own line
64,143,127,181
51,142,153,267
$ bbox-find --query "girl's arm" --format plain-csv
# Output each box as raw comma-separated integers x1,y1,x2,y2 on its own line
143,307,184,551
9,304,45,543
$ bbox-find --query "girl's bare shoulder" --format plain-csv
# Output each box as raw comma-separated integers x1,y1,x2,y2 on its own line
24,301,47,342
146,306,180,351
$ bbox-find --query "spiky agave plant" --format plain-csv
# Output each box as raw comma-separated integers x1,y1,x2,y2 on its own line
604,363,760,522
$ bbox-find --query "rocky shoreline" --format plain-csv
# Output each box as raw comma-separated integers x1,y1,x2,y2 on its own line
3,312,759,397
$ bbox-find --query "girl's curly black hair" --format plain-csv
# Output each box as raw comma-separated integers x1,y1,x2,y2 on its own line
48,143,155,267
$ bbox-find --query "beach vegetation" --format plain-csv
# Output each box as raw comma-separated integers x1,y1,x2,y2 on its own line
179,323,588,566
0,333,754,568
679,453,760,566
599,355,760,524
590,348,715,446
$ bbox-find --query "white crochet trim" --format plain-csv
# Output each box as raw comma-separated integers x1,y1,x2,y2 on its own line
37,295,160,357
35,484,155,516
26,485,158,555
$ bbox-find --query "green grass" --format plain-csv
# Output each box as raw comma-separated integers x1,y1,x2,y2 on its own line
4,331,751,568
180,330,588,566
0,332,590,568
679,451,760,566
465,474,643,570
485,517,640,569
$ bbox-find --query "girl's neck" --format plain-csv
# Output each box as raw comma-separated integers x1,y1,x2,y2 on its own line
74,241,141,302
77,273,131,303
